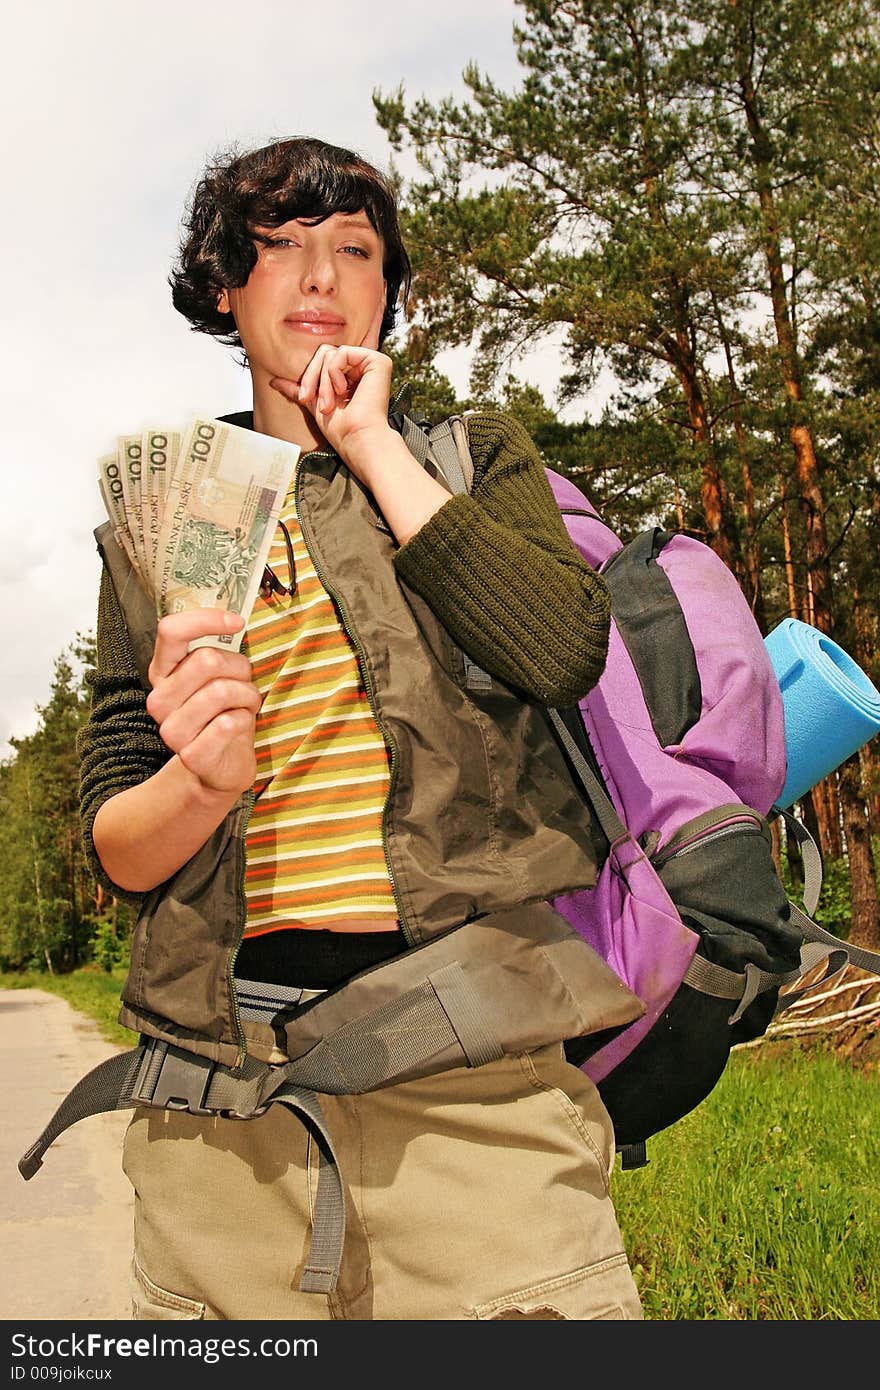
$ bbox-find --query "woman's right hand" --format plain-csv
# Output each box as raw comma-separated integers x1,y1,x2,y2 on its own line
146,609,262,795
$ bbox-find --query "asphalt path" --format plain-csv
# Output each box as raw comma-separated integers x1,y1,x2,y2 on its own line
1,989,133,1322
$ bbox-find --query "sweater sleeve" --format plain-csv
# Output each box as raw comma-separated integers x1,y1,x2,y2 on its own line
76,565,171,903
392,410,610,707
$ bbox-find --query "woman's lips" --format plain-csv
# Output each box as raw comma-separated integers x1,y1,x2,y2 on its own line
284,312,345,336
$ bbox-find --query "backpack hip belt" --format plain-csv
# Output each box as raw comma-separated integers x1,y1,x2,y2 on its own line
19,902,644,1292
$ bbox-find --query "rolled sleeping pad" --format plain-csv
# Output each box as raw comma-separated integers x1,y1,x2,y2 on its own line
764,618,880,810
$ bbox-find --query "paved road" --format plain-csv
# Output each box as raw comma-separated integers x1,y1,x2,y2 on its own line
1,989,133,1322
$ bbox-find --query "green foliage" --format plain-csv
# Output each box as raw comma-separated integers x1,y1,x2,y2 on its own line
616,1044,880,1319
0,633,134,975
780,835,880,943
89,916,132,974
375,0,880,616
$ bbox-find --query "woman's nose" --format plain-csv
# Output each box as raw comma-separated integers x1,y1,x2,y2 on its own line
300,252,336,295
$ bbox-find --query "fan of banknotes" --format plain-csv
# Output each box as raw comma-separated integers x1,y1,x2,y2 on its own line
97,417,301,650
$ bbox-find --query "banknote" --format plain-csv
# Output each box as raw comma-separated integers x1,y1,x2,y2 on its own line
98,452,143,579
160,418,300,650
97,416,300,652
141,427,179,575
117,433,150,580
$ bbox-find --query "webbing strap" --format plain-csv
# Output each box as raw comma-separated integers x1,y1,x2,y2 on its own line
545,708,627,845
423,417,472,496
429,961,504,1067
787,901,880,977
398,414,430,468
282,966,504,1093
683,953,802,1025
19,1042,345,1295
777,809,823,916
18,1048,145,1180
267,1086,345,1295
682,938,859,1025
399,413,489,692
398,413,475,495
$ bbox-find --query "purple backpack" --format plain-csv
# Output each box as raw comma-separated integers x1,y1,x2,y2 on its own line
404,414,877,1168
543,471,827,1165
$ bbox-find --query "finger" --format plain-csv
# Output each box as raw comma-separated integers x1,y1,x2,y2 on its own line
177,709,258,791
146,645,254,724
269,376,300,402
154,678,262,756
150,610,243,683
319,354,357,412
297,344,334,405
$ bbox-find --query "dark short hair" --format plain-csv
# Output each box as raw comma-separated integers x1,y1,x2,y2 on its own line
170,136,411,346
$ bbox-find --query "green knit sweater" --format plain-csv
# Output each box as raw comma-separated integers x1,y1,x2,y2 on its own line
77,407,610,894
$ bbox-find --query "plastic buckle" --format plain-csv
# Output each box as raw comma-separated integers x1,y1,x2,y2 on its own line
132,1040,216,1117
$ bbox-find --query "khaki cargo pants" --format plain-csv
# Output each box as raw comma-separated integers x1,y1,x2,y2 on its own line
122,1042,643,1321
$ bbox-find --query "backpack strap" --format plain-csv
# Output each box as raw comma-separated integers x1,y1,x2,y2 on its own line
777,807,823,916
783,902,880,984
398,413,489,692
18,1039,346,1295
398,413,474,495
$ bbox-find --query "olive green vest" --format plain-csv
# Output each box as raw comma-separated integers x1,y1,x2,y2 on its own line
97,447,641,1066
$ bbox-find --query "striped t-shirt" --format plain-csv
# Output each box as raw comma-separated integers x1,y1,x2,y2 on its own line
241,475,398,939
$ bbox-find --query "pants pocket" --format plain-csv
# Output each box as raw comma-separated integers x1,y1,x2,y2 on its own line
472,1254,643,1320
130,1256,207,1321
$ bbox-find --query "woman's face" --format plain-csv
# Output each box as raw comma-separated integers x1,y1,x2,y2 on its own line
218,211,387,386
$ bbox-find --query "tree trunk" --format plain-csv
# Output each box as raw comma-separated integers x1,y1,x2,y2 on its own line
778,471,800,620
770,814,784,880
839,753,880,950
810,778,835,863
631,21,741,576
712,291,767,628
674,347,740,573
734,18,834,633
23,765,49,969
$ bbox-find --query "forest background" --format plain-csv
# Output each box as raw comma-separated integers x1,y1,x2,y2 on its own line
1,0,879,976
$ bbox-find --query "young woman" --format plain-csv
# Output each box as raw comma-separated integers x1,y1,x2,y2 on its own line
77,136,644,1321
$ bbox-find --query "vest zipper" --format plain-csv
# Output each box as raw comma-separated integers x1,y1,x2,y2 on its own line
295,457,414,949
227,786,255,1065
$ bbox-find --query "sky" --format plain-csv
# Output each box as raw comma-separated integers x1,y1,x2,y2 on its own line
0,0,566,755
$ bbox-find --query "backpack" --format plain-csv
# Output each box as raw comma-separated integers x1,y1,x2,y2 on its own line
399,411,880,1169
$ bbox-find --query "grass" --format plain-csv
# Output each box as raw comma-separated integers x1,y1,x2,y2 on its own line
3,968,878,1319
614,1042,880,1319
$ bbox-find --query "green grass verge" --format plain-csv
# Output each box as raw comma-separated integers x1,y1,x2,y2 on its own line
3,970,878,1319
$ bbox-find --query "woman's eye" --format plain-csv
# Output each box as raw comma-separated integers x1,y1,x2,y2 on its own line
342,244,369,258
